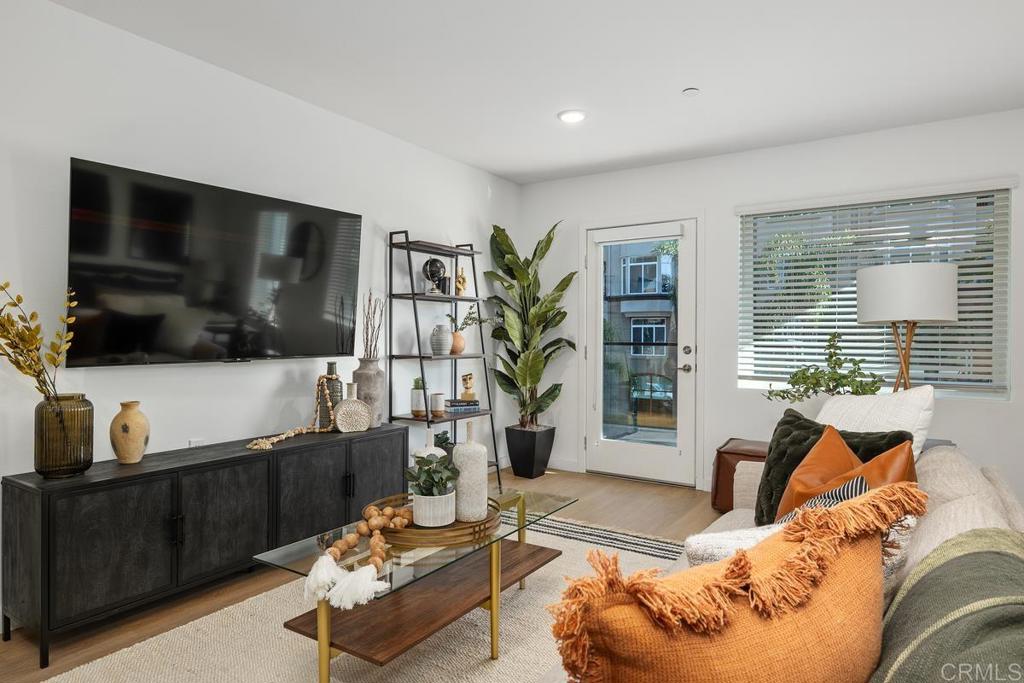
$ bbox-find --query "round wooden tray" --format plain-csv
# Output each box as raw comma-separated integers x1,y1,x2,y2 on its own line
362,493,501,547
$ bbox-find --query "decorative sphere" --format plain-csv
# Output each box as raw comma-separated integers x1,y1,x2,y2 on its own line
422,258,446,283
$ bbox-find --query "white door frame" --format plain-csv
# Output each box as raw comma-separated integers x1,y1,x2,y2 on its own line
576,216,702,486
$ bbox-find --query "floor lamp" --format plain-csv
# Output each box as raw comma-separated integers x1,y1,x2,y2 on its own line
857,263,958,391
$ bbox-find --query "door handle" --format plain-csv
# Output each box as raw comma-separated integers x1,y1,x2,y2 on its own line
167,514,184,546
679,364,693,373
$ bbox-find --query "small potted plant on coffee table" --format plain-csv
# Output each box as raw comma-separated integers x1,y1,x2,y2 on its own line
405,452,460,527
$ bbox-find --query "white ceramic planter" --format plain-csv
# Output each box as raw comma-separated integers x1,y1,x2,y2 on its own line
413,490,456,527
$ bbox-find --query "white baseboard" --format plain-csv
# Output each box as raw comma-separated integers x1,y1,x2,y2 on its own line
547,456,584,473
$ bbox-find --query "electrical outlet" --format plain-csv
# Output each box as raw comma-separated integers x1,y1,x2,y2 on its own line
187,438,205,448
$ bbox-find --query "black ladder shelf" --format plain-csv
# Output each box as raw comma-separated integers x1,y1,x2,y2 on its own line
387,231,503,493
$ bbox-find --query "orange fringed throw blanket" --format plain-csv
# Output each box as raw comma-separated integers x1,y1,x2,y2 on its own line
548,482,928,683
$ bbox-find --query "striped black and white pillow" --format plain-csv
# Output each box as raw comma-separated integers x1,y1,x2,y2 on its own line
777,476,869,524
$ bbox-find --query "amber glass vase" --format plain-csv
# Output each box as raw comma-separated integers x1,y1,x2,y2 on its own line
34,394,94,479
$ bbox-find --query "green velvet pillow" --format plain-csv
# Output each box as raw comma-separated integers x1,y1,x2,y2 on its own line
754,409,912,526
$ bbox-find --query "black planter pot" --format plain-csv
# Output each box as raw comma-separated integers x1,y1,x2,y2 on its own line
505,425,555,478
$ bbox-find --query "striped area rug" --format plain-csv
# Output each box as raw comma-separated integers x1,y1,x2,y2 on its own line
499,511,684,560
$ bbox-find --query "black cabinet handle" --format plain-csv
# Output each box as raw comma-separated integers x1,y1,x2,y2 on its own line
178,514,186,546
167,514,183,545
344,472,355,498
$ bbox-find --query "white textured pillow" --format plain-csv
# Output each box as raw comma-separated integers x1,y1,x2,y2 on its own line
815,384,934,456
684,524,782,567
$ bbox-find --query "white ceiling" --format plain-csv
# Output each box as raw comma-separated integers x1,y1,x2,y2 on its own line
53,0,1024,184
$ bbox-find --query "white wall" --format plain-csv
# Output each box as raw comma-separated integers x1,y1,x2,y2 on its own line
520,108,1024,496
0,0,519,486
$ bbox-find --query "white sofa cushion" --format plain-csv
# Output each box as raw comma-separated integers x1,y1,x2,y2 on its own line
815,384,933,456
915,445,997,507
893,493,1010,588
684,523,781,567
981,466,1024,533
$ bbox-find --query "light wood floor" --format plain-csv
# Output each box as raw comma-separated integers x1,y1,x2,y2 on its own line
0,468,718,682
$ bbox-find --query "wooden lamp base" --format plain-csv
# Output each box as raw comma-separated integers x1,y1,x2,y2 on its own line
890,320,918,391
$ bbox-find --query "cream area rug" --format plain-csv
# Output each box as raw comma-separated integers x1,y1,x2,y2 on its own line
48,517,684,683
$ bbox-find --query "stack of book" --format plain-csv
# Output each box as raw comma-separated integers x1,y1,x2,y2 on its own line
445,399,480,414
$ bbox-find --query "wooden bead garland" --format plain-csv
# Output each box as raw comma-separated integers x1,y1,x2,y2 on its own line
246,374,341,450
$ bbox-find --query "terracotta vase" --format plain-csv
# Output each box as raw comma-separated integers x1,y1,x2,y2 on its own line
449,331,466,355
110,401,150,465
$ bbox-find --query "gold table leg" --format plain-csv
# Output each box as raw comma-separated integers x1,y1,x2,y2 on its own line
489,541,501,660
517,492,527,589
317,599,331,683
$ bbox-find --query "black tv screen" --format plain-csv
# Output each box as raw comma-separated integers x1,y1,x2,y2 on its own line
66,158,362,367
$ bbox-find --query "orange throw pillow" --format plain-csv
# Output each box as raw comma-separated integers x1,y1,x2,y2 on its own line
549,483,928,683
774,425,916,522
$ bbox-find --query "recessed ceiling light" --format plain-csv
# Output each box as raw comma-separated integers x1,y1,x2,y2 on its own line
681,87,701,98
557,109,587,124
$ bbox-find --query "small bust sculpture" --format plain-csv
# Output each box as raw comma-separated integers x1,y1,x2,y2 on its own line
460,372,476,400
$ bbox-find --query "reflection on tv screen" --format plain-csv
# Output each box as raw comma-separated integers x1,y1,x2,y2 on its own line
66,158,362,367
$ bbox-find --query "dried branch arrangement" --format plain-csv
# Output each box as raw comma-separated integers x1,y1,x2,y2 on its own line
0,281,77,401
361,290,385,360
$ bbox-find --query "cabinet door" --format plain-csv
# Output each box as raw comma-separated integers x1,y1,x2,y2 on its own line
276,444,349,545
50,476,176,628
349,430,407,520
179,458,270,584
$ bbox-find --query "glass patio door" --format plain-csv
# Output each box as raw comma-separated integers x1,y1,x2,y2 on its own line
584,220,696,485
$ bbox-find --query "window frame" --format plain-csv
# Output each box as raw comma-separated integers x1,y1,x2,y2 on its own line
630,317,668,357
736,187,1011,394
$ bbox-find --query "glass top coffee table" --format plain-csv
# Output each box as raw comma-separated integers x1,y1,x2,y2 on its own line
255,488,576,683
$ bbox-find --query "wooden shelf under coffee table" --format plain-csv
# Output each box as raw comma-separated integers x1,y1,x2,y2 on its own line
255,489,576,682
284,539,560,665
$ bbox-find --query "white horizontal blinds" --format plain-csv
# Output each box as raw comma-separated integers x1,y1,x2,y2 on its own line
738,189,1009,391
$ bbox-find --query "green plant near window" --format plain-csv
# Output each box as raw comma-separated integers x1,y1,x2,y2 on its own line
485,223,577,428
765,332,882,403
404,452,459,496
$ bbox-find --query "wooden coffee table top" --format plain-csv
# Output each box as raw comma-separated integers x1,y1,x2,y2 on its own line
284,539,561,666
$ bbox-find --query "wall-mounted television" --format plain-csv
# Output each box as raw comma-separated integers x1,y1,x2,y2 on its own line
66,158,362,367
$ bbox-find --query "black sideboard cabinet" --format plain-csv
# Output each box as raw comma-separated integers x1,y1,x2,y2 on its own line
1,424,407,668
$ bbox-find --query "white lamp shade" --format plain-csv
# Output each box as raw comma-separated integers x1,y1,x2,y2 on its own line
857,263,959,324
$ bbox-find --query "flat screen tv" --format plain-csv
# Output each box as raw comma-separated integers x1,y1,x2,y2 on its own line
66,158,362,367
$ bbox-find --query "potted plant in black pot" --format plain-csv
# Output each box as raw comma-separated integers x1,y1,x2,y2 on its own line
485,224,577,478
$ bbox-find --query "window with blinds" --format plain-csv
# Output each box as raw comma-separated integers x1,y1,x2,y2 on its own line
738,189,1010,392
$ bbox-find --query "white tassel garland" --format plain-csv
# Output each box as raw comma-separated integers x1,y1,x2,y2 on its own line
328,565,390,610
304,553,346,601
304,552,390,609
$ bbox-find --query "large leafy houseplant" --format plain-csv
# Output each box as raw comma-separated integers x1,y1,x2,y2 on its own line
485,224,577,429
765,332,882,402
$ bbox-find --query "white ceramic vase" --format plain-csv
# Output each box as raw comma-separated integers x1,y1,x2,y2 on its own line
413,489,456,527
430,324,453,357
410,387,427,417
453,421,488,522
